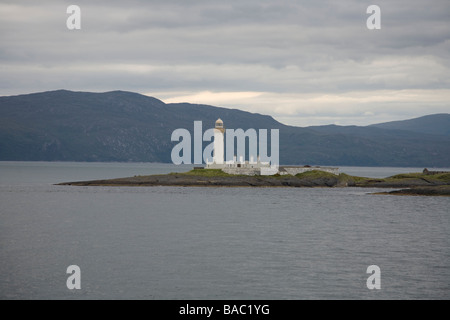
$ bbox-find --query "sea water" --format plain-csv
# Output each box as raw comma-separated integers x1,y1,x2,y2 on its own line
0,162,449,299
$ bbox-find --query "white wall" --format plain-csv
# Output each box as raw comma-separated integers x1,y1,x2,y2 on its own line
213,129,224,164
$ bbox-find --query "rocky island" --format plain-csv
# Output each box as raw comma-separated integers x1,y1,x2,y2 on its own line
57,169,450,196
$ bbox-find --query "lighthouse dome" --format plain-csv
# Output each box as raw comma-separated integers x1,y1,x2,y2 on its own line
215,118,224,128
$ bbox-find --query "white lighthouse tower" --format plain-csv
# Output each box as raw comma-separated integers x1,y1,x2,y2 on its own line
213,118,225,164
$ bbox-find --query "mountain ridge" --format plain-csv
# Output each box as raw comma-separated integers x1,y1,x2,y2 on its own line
0,90,449,167
370,113,450,136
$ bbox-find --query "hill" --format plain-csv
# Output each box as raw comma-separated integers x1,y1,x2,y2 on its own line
370,114,450,136
0,90,449,167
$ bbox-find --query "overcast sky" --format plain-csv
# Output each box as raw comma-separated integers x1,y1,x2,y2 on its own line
1,0,449,126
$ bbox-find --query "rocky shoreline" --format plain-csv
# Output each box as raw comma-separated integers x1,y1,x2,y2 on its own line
57,170,450,196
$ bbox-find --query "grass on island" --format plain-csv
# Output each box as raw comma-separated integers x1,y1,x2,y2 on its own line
337,173,370,183
296,171,450,184
176,169,370,182
386,172,450,183
178,169,342,179
175,169,236,177
295,171,374,185
170,169,450,186
295,170,338,179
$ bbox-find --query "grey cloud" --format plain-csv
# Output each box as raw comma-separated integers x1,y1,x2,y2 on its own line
1,0,449,125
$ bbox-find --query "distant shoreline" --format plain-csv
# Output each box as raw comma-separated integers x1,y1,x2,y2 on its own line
57,169,450,196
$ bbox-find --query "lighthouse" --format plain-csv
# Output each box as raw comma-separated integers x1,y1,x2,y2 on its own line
213,118,225,164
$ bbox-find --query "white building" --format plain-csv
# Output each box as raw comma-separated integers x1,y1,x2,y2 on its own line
205,118,338,176
206,118,277,175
